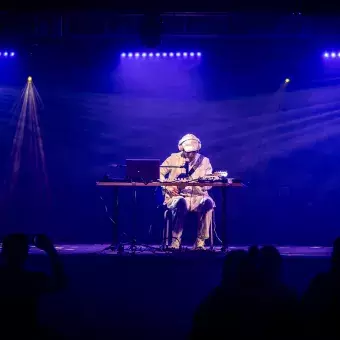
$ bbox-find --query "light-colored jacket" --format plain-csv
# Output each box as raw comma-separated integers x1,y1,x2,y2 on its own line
160,152,213,205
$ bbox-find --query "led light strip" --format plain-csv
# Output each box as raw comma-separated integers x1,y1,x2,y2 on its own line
0,51,15,57
121,52,202,58
323,52,340,58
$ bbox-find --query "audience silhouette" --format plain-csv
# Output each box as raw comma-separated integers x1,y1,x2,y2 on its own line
1,232,340,340
302,237,340,339
191,245,299,339
0,234,65,339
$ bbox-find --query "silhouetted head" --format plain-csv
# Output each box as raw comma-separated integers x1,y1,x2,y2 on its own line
248,245,260,259
1,234,29,269
259,245,282,282
331,237,340,270
247,245,260,275
222,250,249,285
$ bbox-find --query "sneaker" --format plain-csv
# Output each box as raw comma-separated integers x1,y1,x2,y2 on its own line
170,239,181,250
193,238,206,250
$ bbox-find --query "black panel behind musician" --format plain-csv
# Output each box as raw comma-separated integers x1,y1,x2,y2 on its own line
160,134,215,250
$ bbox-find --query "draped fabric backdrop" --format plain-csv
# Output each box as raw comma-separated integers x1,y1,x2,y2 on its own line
0,38,339,245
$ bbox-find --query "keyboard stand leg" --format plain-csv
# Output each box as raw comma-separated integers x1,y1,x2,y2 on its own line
221,186,228,252
102,186,122,253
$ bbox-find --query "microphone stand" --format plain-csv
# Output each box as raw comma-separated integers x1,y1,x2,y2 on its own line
127,185,160,254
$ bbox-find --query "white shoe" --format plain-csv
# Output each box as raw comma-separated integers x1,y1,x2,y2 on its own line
193,238,205,250
170,239,180,250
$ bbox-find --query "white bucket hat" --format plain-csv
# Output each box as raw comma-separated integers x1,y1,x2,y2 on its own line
178,134,201,152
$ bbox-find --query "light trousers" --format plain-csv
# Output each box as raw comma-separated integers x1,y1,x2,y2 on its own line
167,195,214,241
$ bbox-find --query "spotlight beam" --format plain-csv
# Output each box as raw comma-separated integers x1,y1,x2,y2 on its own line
9,77,48,199
229,107,340,140
213,98,340,141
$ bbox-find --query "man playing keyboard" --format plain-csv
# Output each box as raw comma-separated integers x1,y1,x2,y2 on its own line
160,134,215,250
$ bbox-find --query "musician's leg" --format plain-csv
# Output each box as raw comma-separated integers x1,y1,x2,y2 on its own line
195,197,214,249
168,197,188,249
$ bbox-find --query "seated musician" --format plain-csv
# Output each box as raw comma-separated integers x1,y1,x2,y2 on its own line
160,134,215,250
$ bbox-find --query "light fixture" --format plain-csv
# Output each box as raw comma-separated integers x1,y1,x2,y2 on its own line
120,51,202,59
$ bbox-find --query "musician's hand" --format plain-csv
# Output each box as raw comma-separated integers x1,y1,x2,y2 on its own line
167,186,179,196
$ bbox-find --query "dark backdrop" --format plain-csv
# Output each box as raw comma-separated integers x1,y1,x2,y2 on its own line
0,37,340,246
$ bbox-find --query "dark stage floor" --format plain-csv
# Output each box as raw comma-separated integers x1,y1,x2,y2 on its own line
23,243,333,257
1,243,333,339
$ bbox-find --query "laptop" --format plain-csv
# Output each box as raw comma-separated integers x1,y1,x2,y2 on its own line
126,159,160,182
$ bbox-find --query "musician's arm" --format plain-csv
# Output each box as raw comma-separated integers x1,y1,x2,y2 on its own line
160,156,178,195
160,156,171,181
203,158,213,191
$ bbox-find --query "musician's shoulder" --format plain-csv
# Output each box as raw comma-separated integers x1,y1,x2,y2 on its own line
201,155,212,164
170,152,182,158
199,154,209,160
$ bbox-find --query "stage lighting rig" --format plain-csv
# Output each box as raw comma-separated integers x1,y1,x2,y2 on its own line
120,51,202,59
323,51,340,59
0,50,15,57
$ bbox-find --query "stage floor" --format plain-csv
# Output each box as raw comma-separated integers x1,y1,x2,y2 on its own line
21,243,333,257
